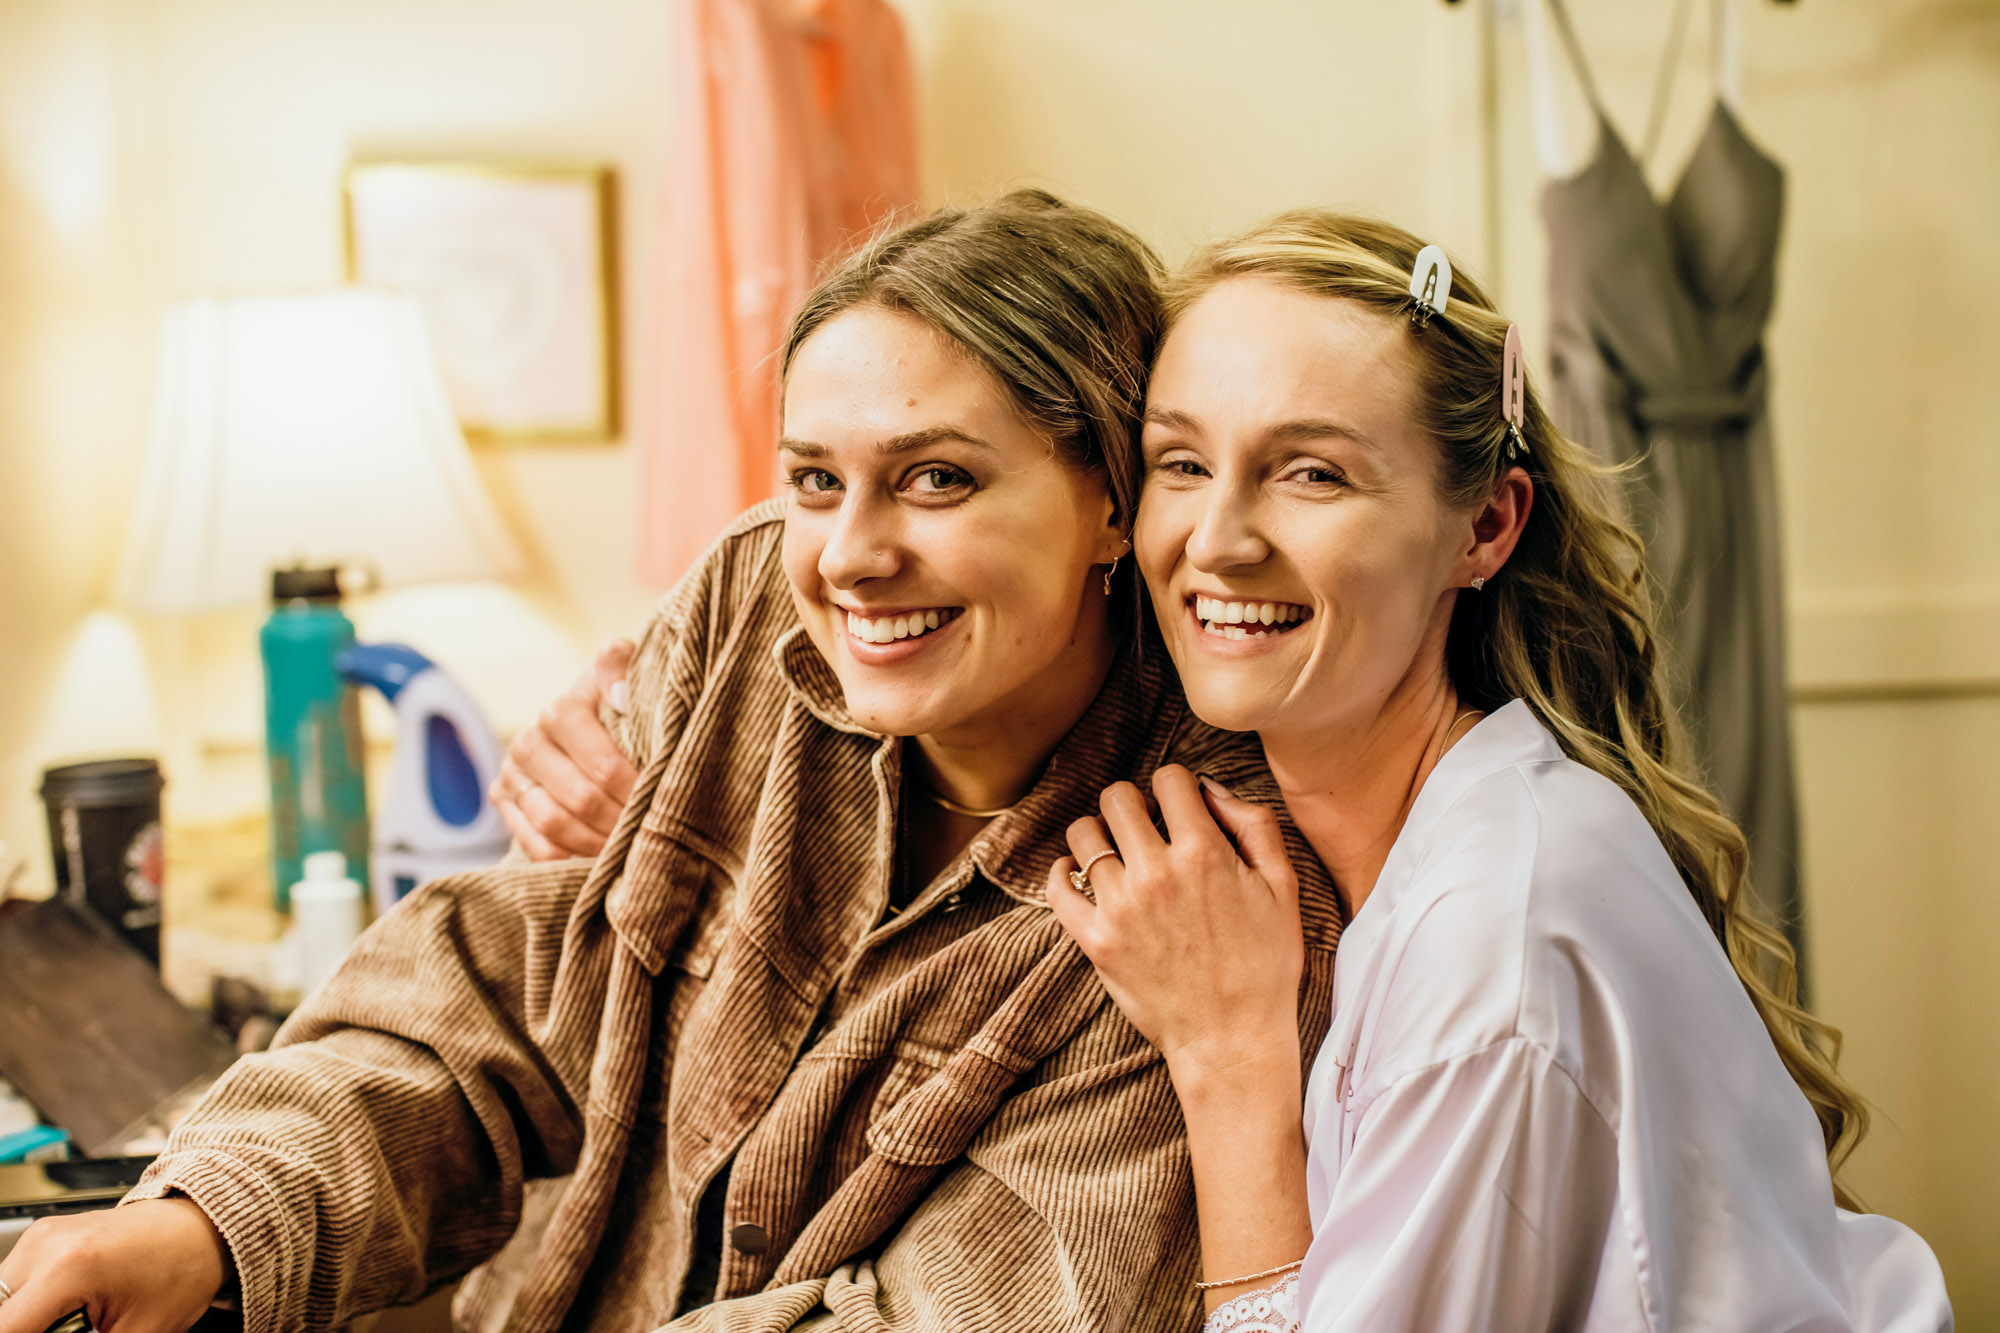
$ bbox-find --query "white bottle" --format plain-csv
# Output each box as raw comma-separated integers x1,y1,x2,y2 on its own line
292,850,367,1003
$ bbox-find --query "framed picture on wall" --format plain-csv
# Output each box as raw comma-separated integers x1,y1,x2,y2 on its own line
344,162,619,442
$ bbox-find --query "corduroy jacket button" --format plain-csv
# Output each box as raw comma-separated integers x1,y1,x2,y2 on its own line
730,1223,771,1255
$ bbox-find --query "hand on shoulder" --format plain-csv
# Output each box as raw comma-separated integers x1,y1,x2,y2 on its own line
1047,764,1304,1081
490,637,639,860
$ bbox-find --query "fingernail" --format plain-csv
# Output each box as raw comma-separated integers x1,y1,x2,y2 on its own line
608,681,630,714
1198,774,1237,800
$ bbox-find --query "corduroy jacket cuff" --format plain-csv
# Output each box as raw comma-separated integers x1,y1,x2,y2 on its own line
126,1148,303,1333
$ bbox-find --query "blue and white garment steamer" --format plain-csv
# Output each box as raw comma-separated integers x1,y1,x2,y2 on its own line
338,644,511,915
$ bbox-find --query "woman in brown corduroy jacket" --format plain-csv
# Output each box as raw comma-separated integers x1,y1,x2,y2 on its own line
0,193,1343,1333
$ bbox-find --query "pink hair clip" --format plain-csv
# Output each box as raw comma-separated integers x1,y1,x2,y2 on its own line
1501,324,1529,460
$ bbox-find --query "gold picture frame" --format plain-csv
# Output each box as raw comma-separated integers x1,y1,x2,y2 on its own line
343,162,620,443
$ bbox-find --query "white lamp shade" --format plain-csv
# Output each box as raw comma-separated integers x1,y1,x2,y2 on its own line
117,289,524,613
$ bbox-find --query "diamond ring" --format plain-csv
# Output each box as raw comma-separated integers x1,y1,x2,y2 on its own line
1068,848,1120,893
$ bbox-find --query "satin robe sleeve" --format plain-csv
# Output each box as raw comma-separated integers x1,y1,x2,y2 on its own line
1300,1036,1638,1332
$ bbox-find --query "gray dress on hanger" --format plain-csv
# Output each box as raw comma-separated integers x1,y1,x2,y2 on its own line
1540,24,1806,971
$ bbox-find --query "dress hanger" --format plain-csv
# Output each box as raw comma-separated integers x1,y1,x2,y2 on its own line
1525,0,1719,179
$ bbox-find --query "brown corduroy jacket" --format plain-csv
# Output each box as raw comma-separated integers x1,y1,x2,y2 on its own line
130,503,1344,1333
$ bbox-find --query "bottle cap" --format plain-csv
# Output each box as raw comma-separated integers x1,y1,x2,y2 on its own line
270,566,345,603
293,851,362,903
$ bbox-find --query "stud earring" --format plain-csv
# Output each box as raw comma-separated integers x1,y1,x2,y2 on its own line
1470,575,1487,591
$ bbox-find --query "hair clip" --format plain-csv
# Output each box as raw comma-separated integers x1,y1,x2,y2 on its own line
1501,324,1529,460
1408,245,1451,330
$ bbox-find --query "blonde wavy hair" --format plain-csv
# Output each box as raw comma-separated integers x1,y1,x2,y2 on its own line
1168,211,1867,1204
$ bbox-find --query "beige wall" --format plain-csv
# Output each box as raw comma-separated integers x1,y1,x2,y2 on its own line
0,0,159,884
0,0,1992,1317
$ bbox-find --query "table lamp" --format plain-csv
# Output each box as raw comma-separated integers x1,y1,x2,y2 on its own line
116,288,521,611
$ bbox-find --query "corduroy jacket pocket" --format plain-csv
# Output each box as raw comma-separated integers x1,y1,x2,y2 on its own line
665,862,738,980
863,1046,1026,1167
635,855,739,1126
864,1037,955,1130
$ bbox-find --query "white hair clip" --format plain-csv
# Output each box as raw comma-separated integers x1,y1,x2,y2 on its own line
1408,245,1452,329
1502,324,1529,459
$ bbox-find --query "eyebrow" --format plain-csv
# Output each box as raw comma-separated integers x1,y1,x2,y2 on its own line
779,425,999,459
1267,417,1380,452
1142,407,1201,434
1143,406,1378,453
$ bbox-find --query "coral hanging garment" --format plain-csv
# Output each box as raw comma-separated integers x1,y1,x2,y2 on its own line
639,0,917,586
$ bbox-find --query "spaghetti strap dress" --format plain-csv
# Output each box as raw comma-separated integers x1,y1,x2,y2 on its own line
1539,14,1804,966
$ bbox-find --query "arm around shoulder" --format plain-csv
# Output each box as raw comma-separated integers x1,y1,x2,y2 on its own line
496,502,787,860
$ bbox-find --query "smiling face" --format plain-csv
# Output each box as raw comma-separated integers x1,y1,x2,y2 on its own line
1135,277,1476,737
781,304,1126,746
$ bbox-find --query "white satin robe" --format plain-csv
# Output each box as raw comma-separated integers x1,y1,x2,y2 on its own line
1297,702,1951,1331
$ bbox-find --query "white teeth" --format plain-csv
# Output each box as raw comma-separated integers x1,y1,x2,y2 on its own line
1193,597,1307,632
847,608,955,645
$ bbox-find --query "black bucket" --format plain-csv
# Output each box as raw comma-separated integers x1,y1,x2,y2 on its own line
40,759,166,965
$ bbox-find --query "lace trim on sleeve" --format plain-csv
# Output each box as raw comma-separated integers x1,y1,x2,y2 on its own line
1201,1270,1300,1333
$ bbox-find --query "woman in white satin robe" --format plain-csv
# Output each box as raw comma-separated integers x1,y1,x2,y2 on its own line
1049,211,1952,1332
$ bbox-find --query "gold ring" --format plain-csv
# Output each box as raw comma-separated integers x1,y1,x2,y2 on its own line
1068,848,1119,893
0,1275,14,1304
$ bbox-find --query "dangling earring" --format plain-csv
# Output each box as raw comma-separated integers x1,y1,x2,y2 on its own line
1102,538,1130,595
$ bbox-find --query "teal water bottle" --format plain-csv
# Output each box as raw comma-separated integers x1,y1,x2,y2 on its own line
262,567,370,910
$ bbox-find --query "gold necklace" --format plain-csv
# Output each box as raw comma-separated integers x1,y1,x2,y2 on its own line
923,788,1015,820
1441,707,1483,751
